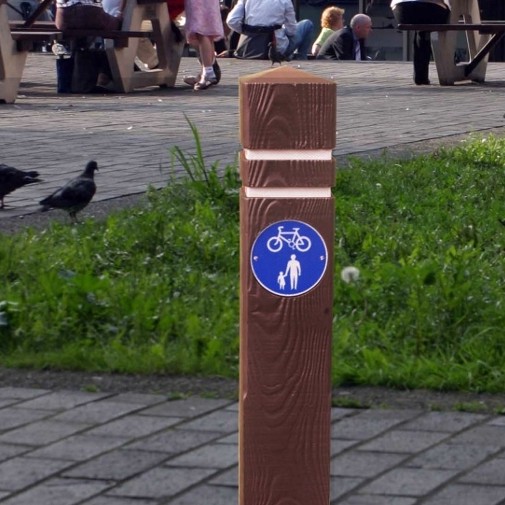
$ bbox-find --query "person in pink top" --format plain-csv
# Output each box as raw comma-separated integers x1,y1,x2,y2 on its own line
184,0,224,90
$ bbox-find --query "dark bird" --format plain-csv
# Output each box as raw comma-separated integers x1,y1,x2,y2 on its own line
39,160,98,222
0,164,41,209
268,42,284,66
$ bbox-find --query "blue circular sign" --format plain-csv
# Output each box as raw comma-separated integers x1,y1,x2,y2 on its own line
251,220,328,297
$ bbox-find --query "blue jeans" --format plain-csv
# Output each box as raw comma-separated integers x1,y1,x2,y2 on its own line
285,19,314,60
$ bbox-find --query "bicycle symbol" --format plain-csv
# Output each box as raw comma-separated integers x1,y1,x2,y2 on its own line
266,226,312,253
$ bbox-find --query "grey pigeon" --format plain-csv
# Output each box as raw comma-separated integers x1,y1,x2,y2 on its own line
0,164,41,209
268,42,284,66
40,160,98,221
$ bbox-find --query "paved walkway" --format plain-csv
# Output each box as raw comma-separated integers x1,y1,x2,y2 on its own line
1,56,505,504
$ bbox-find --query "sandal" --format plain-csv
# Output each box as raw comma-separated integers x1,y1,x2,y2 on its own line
193,77,218,91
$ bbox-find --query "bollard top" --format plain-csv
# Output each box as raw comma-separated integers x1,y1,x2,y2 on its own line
239,66,336,150
239,65,334,85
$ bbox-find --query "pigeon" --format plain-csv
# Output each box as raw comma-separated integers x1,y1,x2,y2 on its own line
268,42,285,66
39,160,98,222
0,164,41,209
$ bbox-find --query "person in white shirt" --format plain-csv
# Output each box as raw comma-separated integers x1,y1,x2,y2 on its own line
390,0,451,85
226,0,314,60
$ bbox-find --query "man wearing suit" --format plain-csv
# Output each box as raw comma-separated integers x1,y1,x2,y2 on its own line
317,14,372,60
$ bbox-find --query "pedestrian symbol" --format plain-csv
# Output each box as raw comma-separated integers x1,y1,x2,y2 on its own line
251,220,328,297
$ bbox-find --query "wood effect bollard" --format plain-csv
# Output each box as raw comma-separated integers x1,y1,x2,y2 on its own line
239,66,336,505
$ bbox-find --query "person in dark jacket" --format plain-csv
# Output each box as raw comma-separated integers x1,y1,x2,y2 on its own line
390,0,451,85
317,13,372,60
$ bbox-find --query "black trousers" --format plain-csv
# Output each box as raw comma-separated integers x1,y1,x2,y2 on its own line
392,2,450,83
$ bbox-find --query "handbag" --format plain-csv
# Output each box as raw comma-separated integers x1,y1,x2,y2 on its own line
233,0,282,60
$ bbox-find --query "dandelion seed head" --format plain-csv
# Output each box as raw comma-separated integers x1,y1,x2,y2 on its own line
341,266,360,284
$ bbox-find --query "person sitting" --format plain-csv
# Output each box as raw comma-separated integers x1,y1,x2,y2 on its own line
226,0,314,61
317,13,372,60
312,6,344,57
390,0,451,85
55,0,121,30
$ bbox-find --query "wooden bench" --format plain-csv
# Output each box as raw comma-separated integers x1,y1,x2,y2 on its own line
0,0,184,103
398,23,505,84
396,0,503,85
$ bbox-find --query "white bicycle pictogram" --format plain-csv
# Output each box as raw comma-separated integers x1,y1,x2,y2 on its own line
267,226,312,253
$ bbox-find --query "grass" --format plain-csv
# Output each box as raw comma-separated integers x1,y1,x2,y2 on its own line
2,128,505,393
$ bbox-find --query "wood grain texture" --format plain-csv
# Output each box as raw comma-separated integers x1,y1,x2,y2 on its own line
240,153,336,188
239,67,336,150
240,195,334,505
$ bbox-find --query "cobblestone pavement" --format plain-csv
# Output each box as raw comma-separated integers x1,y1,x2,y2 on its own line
2,387,505,504
1,56,505,504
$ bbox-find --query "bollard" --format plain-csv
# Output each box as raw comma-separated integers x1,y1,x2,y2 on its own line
239,66,336,505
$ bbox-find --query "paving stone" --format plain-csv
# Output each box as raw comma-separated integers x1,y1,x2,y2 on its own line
421,484,505,505
337,496,416,505
0,457,72,491
0,388,50,400
0,477,113,505
401,411,487,432
180,409,238,433
125,428,222,454
460,458,505,485
331,410,420,440
0,408,53,433
17,392,110,411
449,425,505,447
51,400,144,424
358,429,449,453
106,393,167,406
331,451,407,478
331,439,358,456
168,484,237,505
27,435,129,461
85,415,180,438
107,467,215,499
359,468,458,496
63,449,168,480
141,397,231,418
0,420,90,446
165,442,237,468
0,444,31,463
406,442,500,470
330,476,364,501
215,432,238,445
209,466,237,487
80,497,155,505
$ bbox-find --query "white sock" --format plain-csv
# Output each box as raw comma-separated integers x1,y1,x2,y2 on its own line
202,65,216,81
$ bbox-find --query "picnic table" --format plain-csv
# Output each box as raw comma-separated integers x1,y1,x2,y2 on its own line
398,0,505,85
0,0,184,103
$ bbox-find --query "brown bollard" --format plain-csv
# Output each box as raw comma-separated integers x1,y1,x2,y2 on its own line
239,66,336,505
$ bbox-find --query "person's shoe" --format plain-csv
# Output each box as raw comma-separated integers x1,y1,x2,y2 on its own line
212,60,221,84
193,76,218,91
184,75,200,86
414,77,430,85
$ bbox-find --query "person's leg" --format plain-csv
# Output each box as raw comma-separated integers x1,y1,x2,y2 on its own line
285,19,314,60
413,30,431,84
393,2,450,84
194,34,221,90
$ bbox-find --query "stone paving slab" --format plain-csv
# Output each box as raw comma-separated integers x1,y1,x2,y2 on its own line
0,388,503,503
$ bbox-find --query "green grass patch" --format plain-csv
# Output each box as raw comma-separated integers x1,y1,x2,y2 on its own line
2,131,505,393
